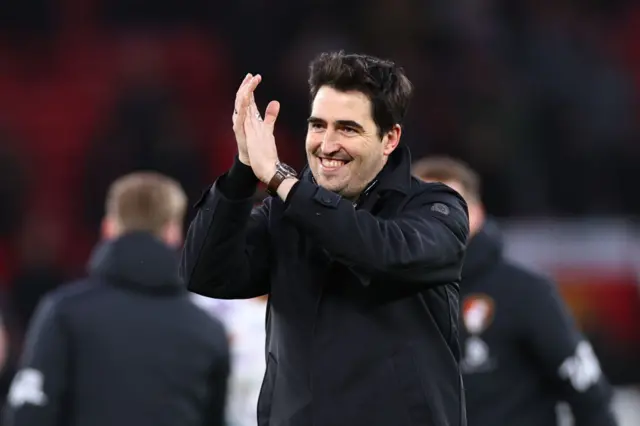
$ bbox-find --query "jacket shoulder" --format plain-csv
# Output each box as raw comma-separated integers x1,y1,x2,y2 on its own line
41,279,104,314
409,178,469,214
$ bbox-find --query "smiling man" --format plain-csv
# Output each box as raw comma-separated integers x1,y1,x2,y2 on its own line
181,52,470,426
306,86,395,198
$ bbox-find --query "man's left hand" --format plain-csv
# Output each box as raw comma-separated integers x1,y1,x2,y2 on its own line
243,88,281,184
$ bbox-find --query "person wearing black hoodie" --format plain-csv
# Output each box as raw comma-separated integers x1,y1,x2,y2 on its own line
413,157,618,426
3,172,230,426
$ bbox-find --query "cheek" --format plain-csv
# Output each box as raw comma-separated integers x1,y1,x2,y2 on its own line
336,139,361,159
350,142,376,163
305,133,321,153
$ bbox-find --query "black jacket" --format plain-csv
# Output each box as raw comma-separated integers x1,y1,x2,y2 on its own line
459,221,617,426
3,232,230,426
181,146,470,426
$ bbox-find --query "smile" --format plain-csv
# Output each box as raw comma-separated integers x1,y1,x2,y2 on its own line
319,158,349,171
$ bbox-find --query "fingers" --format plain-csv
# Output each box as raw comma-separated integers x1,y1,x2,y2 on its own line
252,97,262,122
235,73,253,102
244,92,279,139
237,74,274,140
233,74,262,122
233,74,250,127
240,73,252,88
263,101,280,130
242,74,262,101
234,76,262,138
244,95,260,134
233,74,252,115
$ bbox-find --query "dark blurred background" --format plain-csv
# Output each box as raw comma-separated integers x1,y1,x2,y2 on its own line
0,0,638,422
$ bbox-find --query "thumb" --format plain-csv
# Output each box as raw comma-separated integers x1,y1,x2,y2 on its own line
263,100,280,129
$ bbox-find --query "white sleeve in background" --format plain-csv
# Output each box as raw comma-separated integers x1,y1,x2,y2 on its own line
190,295,267,426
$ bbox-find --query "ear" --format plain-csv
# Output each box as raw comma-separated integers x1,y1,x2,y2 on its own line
382,124,402,156
468,201,486,238
101,217,119,241
161,221,183,248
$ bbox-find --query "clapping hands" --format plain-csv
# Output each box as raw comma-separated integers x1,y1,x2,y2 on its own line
232,74,281,184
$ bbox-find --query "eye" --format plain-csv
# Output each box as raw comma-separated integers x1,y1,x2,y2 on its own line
341,127,357,135
309,122,324,131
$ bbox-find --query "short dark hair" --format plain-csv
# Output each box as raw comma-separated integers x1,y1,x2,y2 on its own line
308,51,413,136
412,156,481,201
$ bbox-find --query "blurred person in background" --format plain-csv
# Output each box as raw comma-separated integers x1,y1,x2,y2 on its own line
182,52,470,426
3,172,230,426
413,156,618,426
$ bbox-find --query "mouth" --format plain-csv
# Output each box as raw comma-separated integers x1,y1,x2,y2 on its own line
319,157,350,172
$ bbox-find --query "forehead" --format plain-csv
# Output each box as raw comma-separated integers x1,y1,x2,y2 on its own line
311,86,373,125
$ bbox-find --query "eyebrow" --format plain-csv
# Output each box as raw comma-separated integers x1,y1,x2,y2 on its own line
307,116,365,132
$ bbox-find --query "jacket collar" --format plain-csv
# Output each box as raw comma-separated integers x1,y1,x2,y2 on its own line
371,144,413,195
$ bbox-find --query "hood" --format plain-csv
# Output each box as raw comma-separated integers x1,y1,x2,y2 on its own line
461,220,504,281
88,231,184,295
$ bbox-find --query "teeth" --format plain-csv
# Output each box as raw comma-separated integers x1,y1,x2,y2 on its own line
321,159,345,168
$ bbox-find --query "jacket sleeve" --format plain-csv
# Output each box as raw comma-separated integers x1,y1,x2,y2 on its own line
181,166,271,300
282,180,469,285
3,295,69,426
519,277,617,426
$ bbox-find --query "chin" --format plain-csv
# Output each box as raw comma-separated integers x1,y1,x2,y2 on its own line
314,175,345,194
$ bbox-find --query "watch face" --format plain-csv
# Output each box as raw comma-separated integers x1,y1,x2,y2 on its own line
278,163,297,177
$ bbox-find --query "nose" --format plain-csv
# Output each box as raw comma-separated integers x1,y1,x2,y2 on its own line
320,130,340,154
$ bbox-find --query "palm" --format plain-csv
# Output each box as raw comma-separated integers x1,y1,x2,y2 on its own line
232,73,257,164
232,73,281,182
244,100,281,183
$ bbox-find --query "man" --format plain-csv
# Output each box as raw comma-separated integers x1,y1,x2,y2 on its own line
413,156,618,426
4,172,230,426
181,51,470,426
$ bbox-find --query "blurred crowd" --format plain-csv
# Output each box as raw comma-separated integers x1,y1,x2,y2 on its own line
0,0,638,419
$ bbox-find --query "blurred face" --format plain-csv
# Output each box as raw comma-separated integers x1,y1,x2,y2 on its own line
306,86,401,199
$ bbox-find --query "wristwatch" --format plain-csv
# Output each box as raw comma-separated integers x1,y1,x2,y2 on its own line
266,161,298,196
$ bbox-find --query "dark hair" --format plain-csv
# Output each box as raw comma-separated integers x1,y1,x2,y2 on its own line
412,156,481,201
308,51,413,136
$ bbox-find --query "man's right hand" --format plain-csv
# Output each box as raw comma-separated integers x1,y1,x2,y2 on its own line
233,73,263,166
